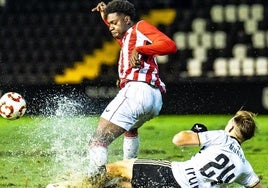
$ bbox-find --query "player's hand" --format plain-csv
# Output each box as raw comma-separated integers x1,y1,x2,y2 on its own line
130,49,141,68
91,2,106,12
91,2,106,19
191,123,208,133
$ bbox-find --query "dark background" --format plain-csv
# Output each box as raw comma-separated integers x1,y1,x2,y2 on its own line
1,0,268,115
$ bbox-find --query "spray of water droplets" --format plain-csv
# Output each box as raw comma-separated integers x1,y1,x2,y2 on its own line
27,91,99,183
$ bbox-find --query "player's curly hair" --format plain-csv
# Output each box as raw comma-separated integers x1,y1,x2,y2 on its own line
233,110,257,141
105,0,136,20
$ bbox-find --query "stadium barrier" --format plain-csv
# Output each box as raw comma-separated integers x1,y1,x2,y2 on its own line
1,81,268,115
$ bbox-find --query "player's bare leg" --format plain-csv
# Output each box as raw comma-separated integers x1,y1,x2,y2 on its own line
106,159,135,179
92,117,126,145
106,159,135,188
88,117,126,175
46,120,128,188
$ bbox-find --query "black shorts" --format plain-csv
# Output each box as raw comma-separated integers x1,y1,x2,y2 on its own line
131,159,181,188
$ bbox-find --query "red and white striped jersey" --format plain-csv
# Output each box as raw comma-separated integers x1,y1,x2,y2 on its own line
114,20,177,93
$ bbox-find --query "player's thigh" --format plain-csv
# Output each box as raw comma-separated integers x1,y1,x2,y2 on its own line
106,159,136,179
131,159,180,188
101,82,162,130
125,82,162,114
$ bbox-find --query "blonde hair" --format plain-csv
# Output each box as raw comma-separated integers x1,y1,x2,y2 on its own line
233,110,257,141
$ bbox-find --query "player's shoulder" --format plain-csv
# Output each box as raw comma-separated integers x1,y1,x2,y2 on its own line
199,130,225,137
138,20,149,24
136,20,155,29
198,130,227,143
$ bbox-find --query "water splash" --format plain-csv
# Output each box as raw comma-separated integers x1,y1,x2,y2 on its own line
28,92,98,183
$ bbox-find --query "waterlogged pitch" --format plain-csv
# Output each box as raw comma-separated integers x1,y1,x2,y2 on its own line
0,96,267,187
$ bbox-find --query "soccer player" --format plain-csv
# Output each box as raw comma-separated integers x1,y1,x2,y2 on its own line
89,0,177,175
105,110,264,187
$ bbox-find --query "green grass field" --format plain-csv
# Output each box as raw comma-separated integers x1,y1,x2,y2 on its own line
0,114,267,187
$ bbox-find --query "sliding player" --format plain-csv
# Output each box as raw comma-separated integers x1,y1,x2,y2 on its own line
105,110,263,187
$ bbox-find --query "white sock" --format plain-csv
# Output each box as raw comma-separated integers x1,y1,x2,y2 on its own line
123,136,139,159
88,145,108,175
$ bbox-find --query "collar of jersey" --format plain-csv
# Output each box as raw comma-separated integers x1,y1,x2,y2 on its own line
230,136,241,145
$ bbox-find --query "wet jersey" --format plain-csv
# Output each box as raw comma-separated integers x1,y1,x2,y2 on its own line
113,20,177,93
172,130,260,187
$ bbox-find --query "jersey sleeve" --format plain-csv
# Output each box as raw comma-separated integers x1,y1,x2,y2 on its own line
236,161,260,187
198,130,226,147
135,20,177,56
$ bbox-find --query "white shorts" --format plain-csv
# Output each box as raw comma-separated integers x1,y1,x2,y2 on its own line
101,81,163,131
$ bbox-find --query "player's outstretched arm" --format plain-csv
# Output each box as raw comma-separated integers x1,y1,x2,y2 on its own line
91,1,106,20
172,131,200,147
172,123,207,146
